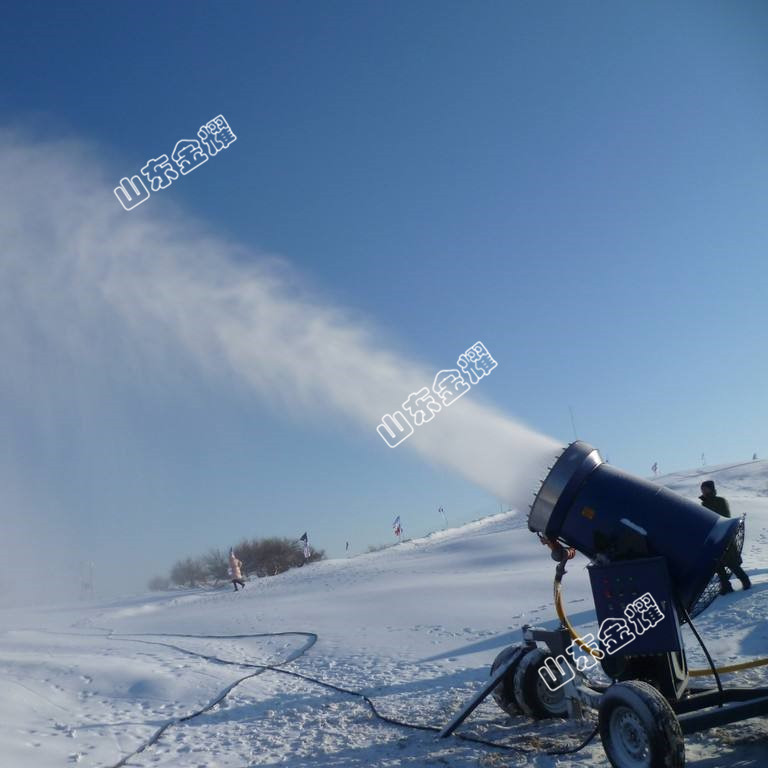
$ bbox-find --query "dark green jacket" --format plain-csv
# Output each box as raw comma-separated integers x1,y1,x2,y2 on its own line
700,494,731,518
701,494,742,567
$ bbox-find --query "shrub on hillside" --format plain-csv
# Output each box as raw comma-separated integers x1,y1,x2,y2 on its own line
235,537,324,577
203,548,230,580
159,537,325,590
148,575,171,591
170,557,208,587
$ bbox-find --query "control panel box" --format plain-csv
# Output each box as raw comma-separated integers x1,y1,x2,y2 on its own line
588,556,683,655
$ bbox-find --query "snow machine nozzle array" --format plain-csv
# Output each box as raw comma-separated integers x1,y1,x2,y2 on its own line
528,440,740,614
442,441,768,768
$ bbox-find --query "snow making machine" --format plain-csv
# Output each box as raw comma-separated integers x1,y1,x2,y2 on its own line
441,441,768,767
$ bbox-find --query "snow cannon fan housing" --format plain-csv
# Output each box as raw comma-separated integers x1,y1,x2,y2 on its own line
528,441,740,614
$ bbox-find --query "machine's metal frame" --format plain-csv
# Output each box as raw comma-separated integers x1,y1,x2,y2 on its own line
440,623,768,741
441,440,767,764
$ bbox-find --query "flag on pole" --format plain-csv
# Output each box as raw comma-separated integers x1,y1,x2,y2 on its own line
392,515,402,539
299,532,311,559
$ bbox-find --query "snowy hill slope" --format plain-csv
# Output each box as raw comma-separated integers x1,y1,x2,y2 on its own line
656,457,768,499
1,462,767,767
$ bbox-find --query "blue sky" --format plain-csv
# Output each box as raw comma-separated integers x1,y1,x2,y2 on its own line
2,2,767,591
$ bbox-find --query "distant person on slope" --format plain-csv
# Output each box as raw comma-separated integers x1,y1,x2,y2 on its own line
699,480,751,594
228,548,246,591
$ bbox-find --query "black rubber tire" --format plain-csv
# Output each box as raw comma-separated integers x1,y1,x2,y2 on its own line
513,647,569,719
599,680,685,768
490,644,526,715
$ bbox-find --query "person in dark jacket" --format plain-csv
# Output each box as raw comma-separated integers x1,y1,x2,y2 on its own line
700,480,751,594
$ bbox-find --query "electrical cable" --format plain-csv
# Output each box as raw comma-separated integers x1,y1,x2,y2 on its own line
676,599,724,702
40,628,598,764
251,657,598,757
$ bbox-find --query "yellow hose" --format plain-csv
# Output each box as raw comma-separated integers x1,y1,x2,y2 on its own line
689,658,768,676
553,578,768,675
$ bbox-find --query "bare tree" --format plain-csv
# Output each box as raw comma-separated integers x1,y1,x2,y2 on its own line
203,548,229,580
148,575,171,591
170,558,207,587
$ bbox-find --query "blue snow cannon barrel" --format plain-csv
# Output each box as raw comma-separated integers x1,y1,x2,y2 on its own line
528,441,739,613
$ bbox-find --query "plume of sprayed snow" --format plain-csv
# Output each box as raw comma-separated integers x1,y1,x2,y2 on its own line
0,131,560,573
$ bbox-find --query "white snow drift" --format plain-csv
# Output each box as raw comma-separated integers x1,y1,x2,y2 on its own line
1,459,766,767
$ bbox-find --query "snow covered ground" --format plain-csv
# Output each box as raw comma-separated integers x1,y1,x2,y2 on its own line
1,459,766,767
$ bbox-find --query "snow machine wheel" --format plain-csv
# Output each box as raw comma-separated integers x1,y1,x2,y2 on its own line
599,681,685,768
513,647,569,719
490,644,527,715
